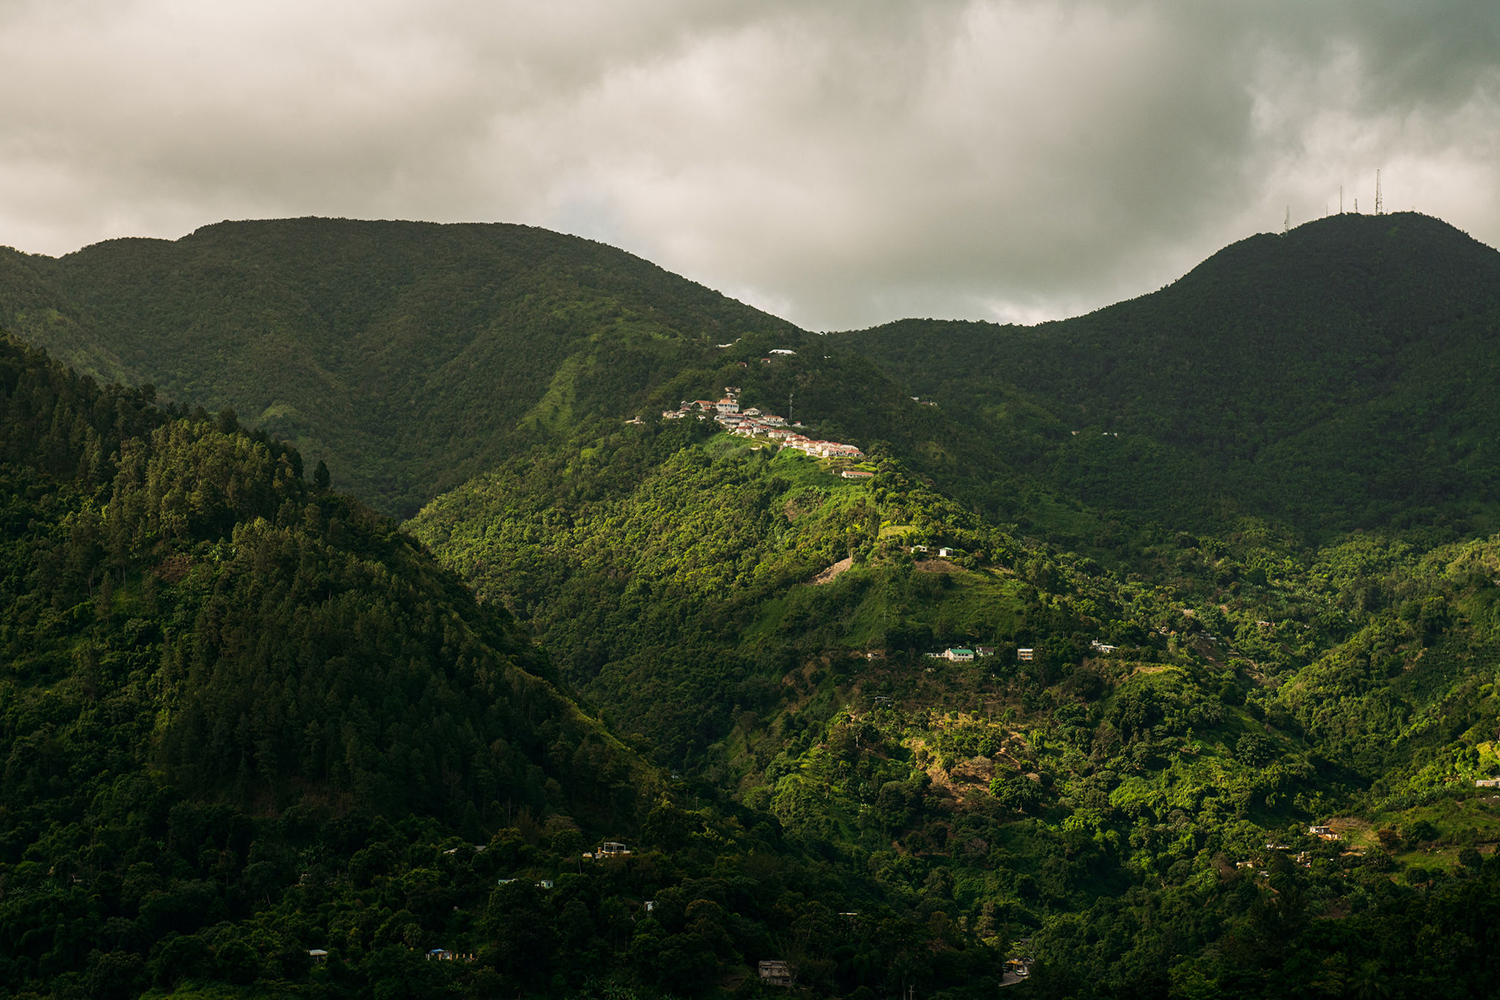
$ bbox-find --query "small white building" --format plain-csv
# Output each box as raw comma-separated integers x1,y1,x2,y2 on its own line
1017,648,1035,662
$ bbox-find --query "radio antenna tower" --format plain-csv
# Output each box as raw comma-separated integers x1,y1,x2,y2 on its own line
1283,206,1290,235
1340,186,1344,214
1375,169,1383,216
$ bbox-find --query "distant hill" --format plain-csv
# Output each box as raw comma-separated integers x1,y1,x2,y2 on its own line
0,218,800,515
835,212,1500,540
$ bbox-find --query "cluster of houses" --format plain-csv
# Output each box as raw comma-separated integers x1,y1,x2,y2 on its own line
923,641,1116,663
661,388,865,463
1234,832,1364,878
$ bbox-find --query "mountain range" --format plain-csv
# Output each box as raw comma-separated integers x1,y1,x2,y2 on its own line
3,212,1500,999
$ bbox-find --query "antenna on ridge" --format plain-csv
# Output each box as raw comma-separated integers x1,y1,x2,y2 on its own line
1375,169,1383,216
1283,206,1290,235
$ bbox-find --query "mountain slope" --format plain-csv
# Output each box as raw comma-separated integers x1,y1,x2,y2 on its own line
0,329,682,994
0,218,801,515
835,212,1500,538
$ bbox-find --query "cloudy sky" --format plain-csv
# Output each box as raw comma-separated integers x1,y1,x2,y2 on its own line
2,0,1497,330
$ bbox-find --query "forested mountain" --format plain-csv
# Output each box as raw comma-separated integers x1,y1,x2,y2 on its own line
835,213,1500,540
6,211,1500,998
0,219,799,516
407,378,1500,997
0,331,667,995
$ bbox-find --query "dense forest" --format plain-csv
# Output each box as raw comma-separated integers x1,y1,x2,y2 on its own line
0,219,800,516
4,213,1500,998
835,213,1500,541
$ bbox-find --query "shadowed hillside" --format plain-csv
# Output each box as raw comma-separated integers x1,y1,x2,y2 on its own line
836,212,1500,539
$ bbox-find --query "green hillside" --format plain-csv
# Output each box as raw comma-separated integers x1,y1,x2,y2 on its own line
8,211,1500,998
836,212,1500,540
410,403,1500,997
0,219,800,516
0,330,667,995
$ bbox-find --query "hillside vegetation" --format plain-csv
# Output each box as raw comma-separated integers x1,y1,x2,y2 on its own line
836,213,1500,540
6,211,1500,998
0,219,799,516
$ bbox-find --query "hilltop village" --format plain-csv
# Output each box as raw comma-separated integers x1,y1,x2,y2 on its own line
660,385,869,473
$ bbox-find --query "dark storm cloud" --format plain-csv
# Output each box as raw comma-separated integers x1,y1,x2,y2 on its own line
1,0,1496,329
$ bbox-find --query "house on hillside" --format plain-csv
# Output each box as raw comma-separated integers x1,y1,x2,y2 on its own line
759,961,794,987
975,646,995,657
716,398,740,413
769,348,797,355
842,469,874,479
1017,648,1035,662
1476,778,1500,787
943,648,975,662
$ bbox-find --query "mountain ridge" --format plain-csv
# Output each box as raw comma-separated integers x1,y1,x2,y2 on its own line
0,217,801,515
7,211,1500,997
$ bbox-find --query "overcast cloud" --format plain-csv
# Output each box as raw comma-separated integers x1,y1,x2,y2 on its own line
1,0,1497,329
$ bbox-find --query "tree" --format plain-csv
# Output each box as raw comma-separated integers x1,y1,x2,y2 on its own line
314,459,331,490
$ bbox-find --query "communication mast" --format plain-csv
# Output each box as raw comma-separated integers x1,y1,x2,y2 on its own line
1283,206,1290,235
1375,169,1383,215
1340,186,1344,214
